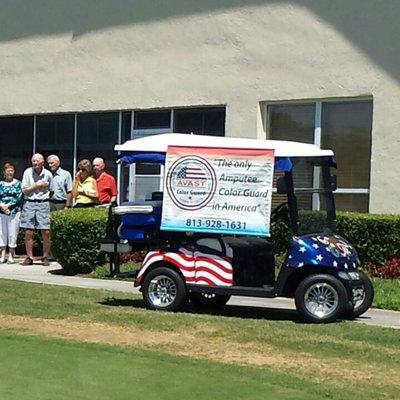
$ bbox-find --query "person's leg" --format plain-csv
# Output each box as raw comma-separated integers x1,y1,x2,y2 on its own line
41,229,51,258
19,202,35,265
36,202,51,265
0,214,8,262
24,229,34,258
7,212,20,263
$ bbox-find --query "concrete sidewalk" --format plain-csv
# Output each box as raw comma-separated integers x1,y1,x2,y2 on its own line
0,260,399,330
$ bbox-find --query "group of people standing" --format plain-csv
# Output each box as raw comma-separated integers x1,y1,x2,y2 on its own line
0,154,117,266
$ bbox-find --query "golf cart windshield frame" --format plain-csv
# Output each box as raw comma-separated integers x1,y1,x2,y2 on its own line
284,157,337,236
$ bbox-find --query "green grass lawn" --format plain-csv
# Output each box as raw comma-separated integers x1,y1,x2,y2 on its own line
0,331,367,400
0,279,399,399
372,278,400,311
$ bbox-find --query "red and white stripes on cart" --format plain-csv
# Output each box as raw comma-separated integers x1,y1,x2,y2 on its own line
137,247,233,286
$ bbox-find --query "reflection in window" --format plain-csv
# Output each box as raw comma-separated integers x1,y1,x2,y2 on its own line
334,194,369,213
134,176,161,201
77,112,119,177
267,99,372,213
36,114,74,173
268,104,315,210
322,101,372,189
0,116,33,180
267,104,314,143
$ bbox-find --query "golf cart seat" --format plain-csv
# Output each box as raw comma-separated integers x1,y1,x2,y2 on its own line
115,201,162,241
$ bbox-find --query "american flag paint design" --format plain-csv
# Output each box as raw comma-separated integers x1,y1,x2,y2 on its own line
138,247,233,286
285,234,359,270
176,165,207,180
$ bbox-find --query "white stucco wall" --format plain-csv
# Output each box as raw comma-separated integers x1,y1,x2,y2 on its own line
0,1,399,213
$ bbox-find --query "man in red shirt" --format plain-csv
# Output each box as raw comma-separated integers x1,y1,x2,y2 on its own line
92,157,118,204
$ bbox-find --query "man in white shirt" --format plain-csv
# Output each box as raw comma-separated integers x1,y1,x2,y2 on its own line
20,153,53,266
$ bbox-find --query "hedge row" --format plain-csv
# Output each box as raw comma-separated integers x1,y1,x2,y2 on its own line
50,208,400,274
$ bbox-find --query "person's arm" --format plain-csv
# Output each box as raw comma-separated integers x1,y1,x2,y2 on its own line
22,181,48,196
48,173,54,197
65,173,73,208
21,170,48,195
0,183,6,212
110,176,118,204
65,191,73,208
83,179,98,200
72,171,81,199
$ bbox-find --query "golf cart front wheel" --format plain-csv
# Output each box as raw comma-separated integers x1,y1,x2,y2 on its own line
295,274,348,323
142,267,187,311
345,271,374,318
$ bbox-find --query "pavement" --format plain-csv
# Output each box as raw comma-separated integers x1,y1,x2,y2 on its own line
0,259,399,330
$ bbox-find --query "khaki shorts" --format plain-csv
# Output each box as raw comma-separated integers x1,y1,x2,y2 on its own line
20,201,51,230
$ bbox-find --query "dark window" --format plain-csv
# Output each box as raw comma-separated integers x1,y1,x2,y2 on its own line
36,114,74,173
174,107,225,136
0,116,33,180
134,110,171,130
77,112,119,177
121,111,132,142
136,164,160,175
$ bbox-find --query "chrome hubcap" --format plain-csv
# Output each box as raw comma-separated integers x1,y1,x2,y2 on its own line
353,287,365,309
304,283,339,318
148,275,177,307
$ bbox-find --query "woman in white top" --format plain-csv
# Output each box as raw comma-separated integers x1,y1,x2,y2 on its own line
0,163,22,263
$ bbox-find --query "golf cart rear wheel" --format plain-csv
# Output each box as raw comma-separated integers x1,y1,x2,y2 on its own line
190,293,231,309
142,267,187,311
345,271,374,318
295,274,348,323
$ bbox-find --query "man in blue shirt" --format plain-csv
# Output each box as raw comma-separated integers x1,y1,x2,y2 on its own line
47,155,73,211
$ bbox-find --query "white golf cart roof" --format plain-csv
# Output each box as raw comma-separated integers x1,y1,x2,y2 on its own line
115,133,334,158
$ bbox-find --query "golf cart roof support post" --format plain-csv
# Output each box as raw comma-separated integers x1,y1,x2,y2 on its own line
284,170,299,236
321,159,337,232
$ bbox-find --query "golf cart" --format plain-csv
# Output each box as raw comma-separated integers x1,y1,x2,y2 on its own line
104,133,373,323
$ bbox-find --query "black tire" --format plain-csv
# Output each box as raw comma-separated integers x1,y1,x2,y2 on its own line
142,267,187,311
295,274,348,323
345,272,374,318
189,292,231,309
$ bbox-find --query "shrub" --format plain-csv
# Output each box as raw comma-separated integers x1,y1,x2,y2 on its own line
51,208,108,274
375,258,400,279
120,251,146,264
91,265,110,279
336,212,400,265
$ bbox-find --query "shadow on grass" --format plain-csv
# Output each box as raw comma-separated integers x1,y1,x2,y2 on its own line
99,297,301,322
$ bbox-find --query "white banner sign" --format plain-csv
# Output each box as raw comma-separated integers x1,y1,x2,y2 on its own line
161,146,275,236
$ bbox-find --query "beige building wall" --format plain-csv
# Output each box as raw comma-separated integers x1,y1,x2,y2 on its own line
0,1,399,213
